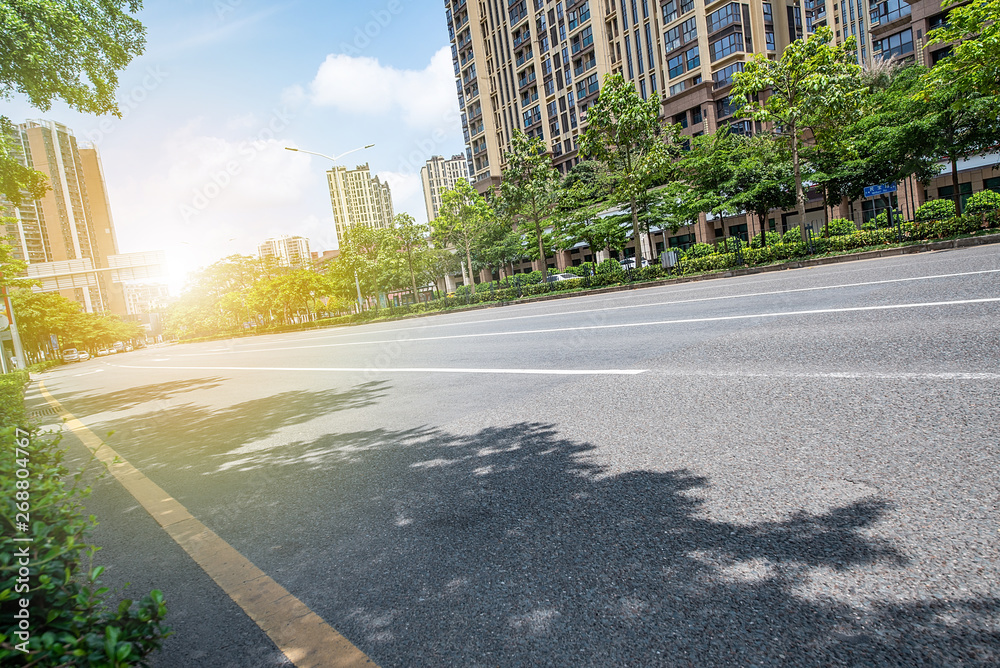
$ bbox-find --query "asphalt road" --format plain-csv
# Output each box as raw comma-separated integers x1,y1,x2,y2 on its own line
27,245,1000,667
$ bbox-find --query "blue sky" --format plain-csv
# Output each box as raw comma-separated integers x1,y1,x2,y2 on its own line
1,0,463,289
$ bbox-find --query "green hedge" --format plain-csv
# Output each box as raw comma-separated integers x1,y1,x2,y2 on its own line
0,373,170,666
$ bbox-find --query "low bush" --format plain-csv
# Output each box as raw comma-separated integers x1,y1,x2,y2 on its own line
684,242,715,259
0,376,170,665
824,218,857,236
914,198,956,222
26,361,61,374
966,190,1000,217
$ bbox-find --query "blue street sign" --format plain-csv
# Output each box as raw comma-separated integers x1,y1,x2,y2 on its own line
864,183,898,198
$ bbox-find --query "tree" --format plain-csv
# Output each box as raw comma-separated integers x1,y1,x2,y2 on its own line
580,73,682,264
8,288,80,361
432,179,489,293
924,0,1000,100
500,129,561,273
727,133,795,238
732,27,865,240
0,0,146,203
336,225,398,310
392,213,430,303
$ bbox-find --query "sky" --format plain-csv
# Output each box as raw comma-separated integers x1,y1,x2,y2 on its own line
0,0,464,292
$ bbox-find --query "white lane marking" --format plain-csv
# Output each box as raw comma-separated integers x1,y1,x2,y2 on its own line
72,369,105,377
109,365,647,376
176,268,1000,356
649,370,1000,381
159,297,1000,355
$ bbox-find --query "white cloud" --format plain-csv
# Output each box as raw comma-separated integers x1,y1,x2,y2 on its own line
309,47,460,129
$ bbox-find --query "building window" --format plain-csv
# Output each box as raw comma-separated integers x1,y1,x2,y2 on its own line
707,3,741,33
873,28,913,60
668,53,685,78
712,61,744,88
869,0,911,26
681,16,698,44
680,0,694,15
710,32,744,61
662,0,677,23
686,45,700,70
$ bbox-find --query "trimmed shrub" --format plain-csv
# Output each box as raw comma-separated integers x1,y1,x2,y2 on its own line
749,231,782,248
595,258,623,275
780,227,804,244
914,198,956,222
966,190,1000,229
824,218,857,236
684,243,715,259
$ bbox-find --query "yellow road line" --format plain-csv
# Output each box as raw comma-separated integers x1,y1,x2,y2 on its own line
38,381,376,668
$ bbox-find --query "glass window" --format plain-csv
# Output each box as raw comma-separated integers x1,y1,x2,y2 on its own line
664,26,681,52
686,45,700,70
681,16,698,44
668,53,685,78
710,32,744,61
707,3,741,33
680,0,694,15
712,61,744,88
662,0,677,23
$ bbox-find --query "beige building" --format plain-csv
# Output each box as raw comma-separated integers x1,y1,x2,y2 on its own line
420,154,470,222
327,163,395,246
257,235,312,268
2,119,127,315
447,0,997,259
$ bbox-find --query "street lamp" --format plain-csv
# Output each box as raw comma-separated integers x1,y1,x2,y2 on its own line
286,143,375,313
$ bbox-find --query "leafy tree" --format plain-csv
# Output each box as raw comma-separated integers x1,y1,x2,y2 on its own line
732,27,865,240
500,129,561,273
392,212,430,303
8,288,80,360
580,73,682,264
335,225,399,310
0,0,146,203
432,179,489,293
727,133,795,238
924,0,1000,99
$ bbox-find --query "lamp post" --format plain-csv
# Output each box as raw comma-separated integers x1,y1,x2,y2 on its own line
285,143,374,313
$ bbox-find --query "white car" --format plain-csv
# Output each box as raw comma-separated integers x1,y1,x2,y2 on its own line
62,348,81,363
545,273,579,283
78,351,91,361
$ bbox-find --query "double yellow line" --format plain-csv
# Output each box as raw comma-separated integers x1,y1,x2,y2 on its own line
39,381,376,668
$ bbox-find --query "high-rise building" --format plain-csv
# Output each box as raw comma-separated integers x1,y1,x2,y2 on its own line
257,235,312,268
420,154,471,222
124,282,172,315
327,163,394,246
2,119,127,314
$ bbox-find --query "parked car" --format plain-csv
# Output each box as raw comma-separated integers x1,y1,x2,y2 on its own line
97,349,110,357
124,344,134,352
78,351,91,361
113,341,125,353
62,348,81,363
545,273,579,283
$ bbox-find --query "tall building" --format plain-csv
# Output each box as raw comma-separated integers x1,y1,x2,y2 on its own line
420,154,471,222
2,119,126,314
327,163,394,246
124,282,172,315
258,235,312,268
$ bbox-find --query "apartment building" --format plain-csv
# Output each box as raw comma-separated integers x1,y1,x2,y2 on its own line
327,163,395,247
2,119,127,314
258,235,313,269
447,0,995,259
421,154,471,222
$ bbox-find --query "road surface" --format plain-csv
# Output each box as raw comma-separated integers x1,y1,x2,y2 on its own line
28,245,1000,667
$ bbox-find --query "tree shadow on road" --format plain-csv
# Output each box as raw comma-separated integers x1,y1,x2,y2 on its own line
204,421,998,667
54,376,228,416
